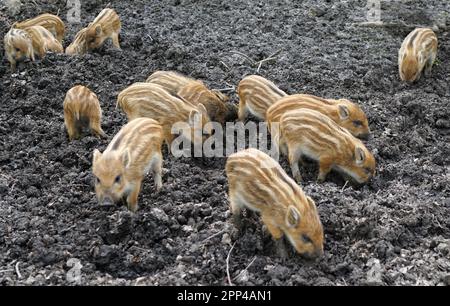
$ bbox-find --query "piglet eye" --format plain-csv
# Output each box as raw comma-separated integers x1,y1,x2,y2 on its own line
353,120,363,127
95,177,101,184
114,175,121,184
364,167,372,175
302,234,313,244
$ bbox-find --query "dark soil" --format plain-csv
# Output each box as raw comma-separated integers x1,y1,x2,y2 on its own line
0,0,449,285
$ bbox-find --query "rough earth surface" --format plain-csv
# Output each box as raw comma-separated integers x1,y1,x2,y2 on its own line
0,0,449,285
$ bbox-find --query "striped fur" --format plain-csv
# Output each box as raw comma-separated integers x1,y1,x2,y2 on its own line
226,148,324,257
267,94,370,139
146,70,194,94
14,13,65,42
117,82,211,146
92,118,164,212
65,28,88,55
63,85,106,140
274,109,375,184
237,75,287,121
24,25,63,58
177,80,237,125
147,71,237,124
85,8,121,50
399,28,438,82
3,28,34,71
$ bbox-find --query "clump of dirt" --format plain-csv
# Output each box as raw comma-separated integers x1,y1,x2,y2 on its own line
0,0,449,285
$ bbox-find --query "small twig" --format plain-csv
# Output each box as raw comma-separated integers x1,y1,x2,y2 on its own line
0,269,14,273
233,256,256,280
256,61,263,73
202,229,226,244
213,87,235,92
267,49,282,59
15,262,22,279
230,51,256,65
255,49,282,72
341,181,349,192
220,61,230,71
226,241,237,286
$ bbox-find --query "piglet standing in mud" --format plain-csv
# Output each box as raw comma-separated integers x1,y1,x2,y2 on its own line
92,118,164,212
271,108,376,184
399,28,438,83
226,148,324,258
85,8,121,51
4,28,34,71
117,82,211,148
63,85,106,140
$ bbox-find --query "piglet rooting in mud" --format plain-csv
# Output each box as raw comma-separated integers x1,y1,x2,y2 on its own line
4,28,34,71
147,70,238,124
63,85,106,140
270,109,376,184
85,8,121,51
117,82,211,148
399,28,438,83
226,148,324,258
66,27,88,55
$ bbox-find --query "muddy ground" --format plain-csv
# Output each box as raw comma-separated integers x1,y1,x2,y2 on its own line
0,0,449,286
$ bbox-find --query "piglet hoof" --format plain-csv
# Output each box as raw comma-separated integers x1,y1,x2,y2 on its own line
154,183,163,193
231,214,243,232
127,203,138,213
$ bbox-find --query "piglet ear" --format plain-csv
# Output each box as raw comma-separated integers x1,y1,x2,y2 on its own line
30,47,35,61
306,196,317,212
93,149,102,163
122,149,131,168
285,206,301,228
95,25,102,35
189,109,200,126
212,90,228,102
338,105,350,120
355,147,366,165
198,103,207,116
